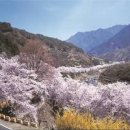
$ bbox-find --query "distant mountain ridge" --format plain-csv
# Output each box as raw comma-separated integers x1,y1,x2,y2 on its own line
67,25,126,52
91,24,130,61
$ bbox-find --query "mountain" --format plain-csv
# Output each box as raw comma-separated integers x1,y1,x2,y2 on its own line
90,24,130,61
0,22,96,67
67,25,126,52
100,47,130,62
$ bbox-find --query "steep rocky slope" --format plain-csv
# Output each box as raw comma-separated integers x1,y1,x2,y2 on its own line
0,22,94,67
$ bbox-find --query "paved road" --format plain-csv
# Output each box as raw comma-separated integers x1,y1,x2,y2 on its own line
0,124,12,130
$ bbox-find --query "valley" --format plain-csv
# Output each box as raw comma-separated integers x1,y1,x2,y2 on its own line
0,0,130,129
0,53,130,129
0,22,130,130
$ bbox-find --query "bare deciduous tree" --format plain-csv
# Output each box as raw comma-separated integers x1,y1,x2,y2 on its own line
20,40,48,69
19,39,54,80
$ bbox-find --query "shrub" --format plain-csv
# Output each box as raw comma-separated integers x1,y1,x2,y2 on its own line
30,91,41,104
0,100,15,117
0,33,19,57
56,110,130,130
0,22,13,32
92,58,101,65
0,64,2,70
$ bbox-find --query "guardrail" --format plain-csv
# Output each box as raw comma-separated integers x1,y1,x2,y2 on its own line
0,99,38,128
0,113,38,128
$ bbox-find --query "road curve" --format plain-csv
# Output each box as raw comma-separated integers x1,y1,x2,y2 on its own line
0,124,12,130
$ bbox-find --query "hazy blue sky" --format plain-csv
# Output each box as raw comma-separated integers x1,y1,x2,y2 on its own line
0,0,130,40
